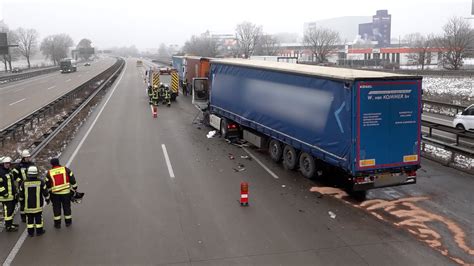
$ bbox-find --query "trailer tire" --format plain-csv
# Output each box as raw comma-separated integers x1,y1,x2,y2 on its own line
299,152,316,179
283,145,298,170
268,139,283,162
220,119,228,138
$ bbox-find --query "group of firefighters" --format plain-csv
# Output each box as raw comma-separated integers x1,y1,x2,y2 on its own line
147,83,172,107
0,151,79,237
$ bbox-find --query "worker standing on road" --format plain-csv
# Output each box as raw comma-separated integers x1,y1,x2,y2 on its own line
0,156,19,232
19,166,49,237
182,79,188,96
151,85,159,106
163,85,171,107
45,158,78,228
13,149,34,223
147,85,153,104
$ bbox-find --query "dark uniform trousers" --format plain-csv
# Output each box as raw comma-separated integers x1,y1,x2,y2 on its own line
26,212,44,235
2,200,16,228
51,193,72,225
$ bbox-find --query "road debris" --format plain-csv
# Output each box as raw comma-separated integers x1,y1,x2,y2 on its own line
240,155,252,161
228,153,235,160
233,167,246,172
281,185,286,188
328,211,336,219
206,130,217,138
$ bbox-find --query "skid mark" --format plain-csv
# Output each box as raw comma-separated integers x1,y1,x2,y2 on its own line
311,186,473,265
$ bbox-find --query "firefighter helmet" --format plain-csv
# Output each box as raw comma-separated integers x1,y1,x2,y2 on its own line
2,156,12,163
27,166,38,176
21,149,31,158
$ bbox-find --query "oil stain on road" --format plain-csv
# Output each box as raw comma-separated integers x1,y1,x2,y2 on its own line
310,187,474,265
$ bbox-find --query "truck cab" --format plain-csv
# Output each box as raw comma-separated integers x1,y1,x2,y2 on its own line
60,58,77,73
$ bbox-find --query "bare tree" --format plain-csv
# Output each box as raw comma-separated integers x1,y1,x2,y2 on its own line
76,38,94,60
436,17,474,70
235,22,263,58
183,31,218,57
304,26,340,63
404,33,434,70
255,34,280,56
40,33,74,65
158,43,170,57
15,28,39,69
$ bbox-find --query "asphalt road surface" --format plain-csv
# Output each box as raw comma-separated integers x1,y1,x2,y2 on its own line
0,58,116,130
0,59,463,265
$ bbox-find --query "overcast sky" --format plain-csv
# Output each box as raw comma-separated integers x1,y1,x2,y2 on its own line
1,0,472,50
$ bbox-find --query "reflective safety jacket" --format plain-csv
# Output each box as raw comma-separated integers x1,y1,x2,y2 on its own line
0,166,16,202
19,177,49,213
45,166,77,195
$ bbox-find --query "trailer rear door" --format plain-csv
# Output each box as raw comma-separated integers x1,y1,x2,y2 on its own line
356,80,421,171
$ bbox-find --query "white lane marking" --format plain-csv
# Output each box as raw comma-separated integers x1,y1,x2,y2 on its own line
243,147,280,179
46,86,56,90
66,79,72,82
8,98,26,106
0,72,58,90
2,230,27,266
66,63,127,167
2,62,127,266
161,144,175,178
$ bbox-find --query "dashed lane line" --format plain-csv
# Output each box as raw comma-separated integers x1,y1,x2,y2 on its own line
8,98,26,106
243,147,280,179
161,144,175,178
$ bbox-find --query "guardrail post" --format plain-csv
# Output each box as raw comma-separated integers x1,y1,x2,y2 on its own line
456,135,460,146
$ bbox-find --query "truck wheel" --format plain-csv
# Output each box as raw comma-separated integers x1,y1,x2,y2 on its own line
268,139,283,162
299,152,316,179
220,119,228,138
283,145,298,170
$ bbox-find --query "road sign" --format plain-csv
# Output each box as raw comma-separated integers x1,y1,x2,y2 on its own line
0,33,8,55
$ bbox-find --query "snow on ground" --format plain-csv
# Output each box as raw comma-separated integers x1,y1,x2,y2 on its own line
423,76,474,98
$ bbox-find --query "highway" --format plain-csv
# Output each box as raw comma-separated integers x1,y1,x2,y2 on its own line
0,58,116,130
1,59,463,265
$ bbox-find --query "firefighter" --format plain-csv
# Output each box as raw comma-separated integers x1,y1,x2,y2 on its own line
13,149,34,223
163,85,171,107
45,158,78,228
0,156,19,232
147,85,153,104
182,79,188,96
151,85,159,106
19,166,49,237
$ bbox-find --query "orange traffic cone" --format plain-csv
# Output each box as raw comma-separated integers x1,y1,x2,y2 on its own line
151,105,158,118
240,182,249,206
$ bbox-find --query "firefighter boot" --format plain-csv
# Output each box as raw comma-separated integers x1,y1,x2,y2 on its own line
36,228,45,236
54,220,61,229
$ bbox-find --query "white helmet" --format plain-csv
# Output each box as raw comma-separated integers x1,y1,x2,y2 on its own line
27,166,38,176
21,150,31,158
2,157,12,163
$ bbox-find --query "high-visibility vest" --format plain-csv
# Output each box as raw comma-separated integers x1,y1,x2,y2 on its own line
48,166,70,194
0,173,14,201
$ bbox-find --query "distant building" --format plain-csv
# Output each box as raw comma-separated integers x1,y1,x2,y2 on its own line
358,10,391,47
211,33,237,57
304,16,371,43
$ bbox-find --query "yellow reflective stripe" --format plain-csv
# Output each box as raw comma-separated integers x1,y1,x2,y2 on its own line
27,224,34,229
54,216,61,221
65,215,72,219
0,187,5,192
52,183,70,193
53,189,71,195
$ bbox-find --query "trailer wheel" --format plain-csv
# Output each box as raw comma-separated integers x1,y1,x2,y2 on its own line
268,139,283,162
299,152,316,179
220,119,228,138
283,145,298,170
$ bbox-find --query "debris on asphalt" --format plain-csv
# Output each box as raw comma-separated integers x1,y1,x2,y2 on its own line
282,185,286,188
328,211,336,219
206,130,217,138
298,209,305,213
240,155,252,161
228,153,235,160
233,167,246,172
237,163,245,169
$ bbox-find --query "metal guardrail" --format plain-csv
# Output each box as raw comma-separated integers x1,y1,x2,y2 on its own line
29,58,125,158
0,59,122,147
421,120,474,146
0,66,59,84
422,99,468,116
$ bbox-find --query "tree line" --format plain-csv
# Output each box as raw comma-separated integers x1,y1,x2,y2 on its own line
180,16,474,70
1,26,97,72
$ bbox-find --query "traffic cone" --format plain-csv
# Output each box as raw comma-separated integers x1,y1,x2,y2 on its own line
151,105,158,118
240,182,249,206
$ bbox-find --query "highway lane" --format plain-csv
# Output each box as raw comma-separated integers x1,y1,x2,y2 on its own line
1,59,452,265
0,58,116,130
422,113,474,148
